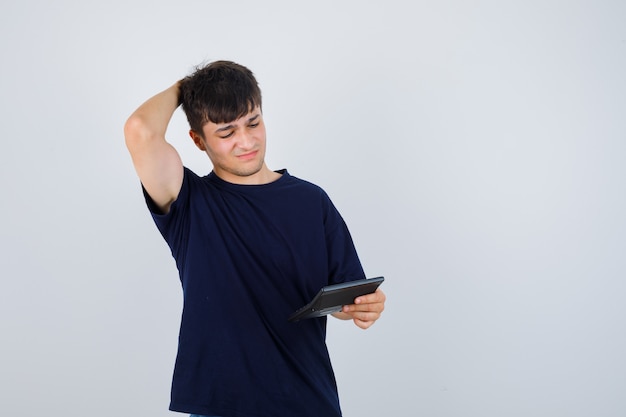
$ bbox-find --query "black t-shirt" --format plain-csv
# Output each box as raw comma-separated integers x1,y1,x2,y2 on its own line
144,167,365,417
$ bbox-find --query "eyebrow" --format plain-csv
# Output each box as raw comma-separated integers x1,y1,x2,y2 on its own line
214,114,261,134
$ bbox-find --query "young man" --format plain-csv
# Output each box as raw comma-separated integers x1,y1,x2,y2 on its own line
124,60,386,417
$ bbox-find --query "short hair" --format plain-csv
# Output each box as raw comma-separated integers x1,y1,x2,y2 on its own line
179,60,262,136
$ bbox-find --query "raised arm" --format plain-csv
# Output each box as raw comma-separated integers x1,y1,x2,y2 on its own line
124,82,184,213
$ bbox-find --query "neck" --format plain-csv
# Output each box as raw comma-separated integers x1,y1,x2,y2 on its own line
214,164,282,185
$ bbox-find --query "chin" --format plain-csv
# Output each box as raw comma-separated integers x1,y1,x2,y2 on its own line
228,161,265,178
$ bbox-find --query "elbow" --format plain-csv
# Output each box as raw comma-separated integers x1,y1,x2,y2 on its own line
124,115,152,151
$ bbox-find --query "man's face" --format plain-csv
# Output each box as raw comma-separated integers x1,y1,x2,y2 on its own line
192,107,268,184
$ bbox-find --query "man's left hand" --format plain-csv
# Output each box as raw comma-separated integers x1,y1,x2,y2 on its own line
334,288,386,329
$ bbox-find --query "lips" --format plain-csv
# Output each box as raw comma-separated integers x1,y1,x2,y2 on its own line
237,150,258,161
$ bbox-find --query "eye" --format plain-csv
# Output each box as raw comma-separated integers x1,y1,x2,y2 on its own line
219,131,234,139
249,122,259,128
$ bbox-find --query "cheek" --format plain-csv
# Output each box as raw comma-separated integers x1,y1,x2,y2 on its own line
256,129,267,144
215,141,237,158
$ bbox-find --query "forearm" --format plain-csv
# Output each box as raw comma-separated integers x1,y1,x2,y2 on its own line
125,82,181,143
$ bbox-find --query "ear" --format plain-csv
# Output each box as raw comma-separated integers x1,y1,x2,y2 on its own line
189,130,206,151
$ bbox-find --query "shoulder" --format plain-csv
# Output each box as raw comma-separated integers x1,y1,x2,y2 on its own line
150,167,210,215
277,172,340,218
281,170,328,196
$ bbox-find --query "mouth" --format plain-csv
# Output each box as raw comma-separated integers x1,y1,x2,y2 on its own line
237,150,259,161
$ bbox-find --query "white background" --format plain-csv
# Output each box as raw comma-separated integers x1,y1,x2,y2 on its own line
1,1,625,416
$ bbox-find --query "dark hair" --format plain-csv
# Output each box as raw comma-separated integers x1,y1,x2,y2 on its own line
179,60,262,136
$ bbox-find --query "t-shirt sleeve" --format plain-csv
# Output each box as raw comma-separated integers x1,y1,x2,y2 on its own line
142,167,194,265
321,192,366,285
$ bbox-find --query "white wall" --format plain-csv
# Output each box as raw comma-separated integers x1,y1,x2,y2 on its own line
1,1,625,416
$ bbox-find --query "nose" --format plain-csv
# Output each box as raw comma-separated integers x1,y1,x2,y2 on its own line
237,130,254,150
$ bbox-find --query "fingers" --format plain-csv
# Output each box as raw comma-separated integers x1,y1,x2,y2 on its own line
344,288,386,314
354,318,374,330
341,288,386,329
354,288,386,307
346,310,381,324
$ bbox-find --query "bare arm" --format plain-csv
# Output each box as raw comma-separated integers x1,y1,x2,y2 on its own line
124,82,184,213
332,288,386,329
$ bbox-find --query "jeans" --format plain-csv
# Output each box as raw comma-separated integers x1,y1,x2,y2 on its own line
190,415,221,417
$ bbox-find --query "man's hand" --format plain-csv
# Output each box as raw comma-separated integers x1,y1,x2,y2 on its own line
332,288,386,329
